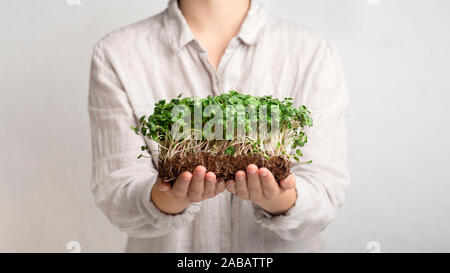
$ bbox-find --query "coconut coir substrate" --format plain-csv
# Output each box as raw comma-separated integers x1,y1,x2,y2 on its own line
158,152,291,183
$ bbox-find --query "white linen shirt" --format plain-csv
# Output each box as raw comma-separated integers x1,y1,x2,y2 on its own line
88,0,350,253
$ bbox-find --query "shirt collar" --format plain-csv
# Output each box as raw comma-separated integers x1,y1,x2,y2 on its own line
162,0,266,52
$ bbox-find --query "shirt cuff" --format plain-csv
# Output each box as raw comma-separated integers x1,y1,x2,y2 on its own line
252,177,310,232
140,174,201,231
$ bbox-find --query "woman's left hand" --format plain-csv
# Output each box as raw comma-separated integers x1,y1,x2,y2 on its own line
225,164,297,215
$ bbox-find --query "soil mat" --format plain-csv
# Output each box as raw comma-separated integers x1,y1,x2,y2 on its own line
158,152,291,183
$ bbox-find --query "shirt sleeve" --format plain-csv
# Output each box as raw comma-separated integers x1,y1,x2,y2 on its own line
252,38,350,241
88,40,201,238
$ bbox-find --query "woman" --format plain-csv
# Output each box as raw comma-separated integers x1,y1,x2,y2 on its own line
88,0,350,252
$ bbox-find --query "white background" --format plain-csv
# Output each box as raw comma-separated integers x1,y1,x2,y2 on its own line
1,0,449,252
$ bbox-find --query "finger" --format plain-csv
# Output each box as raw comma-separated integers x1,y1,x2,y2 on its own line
170,172,192,198
235,170,249,199
280,175,296,190
202,172,217,199
247,164,263,201
153,178,172,192
226,180,236,194
188,165,206,202
258,168,279,200
215,179,226,194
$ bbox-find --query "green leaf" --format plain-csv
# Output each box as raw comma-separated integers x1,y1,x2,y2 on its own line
131,126,139,135
225,146,235,155
129,90,313,162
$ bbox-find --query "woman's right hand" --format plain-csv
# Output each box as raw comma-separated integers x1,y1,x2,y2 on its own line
150,165,226,215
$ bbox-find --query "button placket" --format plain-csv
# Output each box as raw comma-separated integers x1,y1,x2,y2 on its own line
196,37,240,95
218,38,239,75
196,50,217,95
217,39,242,94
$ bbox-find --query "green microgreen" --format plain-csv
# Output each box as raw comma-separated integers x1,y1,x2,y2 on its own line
132,91,313,163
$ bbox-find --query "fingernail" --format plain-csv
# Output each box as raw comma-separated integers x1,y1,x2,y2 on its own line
260,170,268,177
182,173,191,181
195,166,206,173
